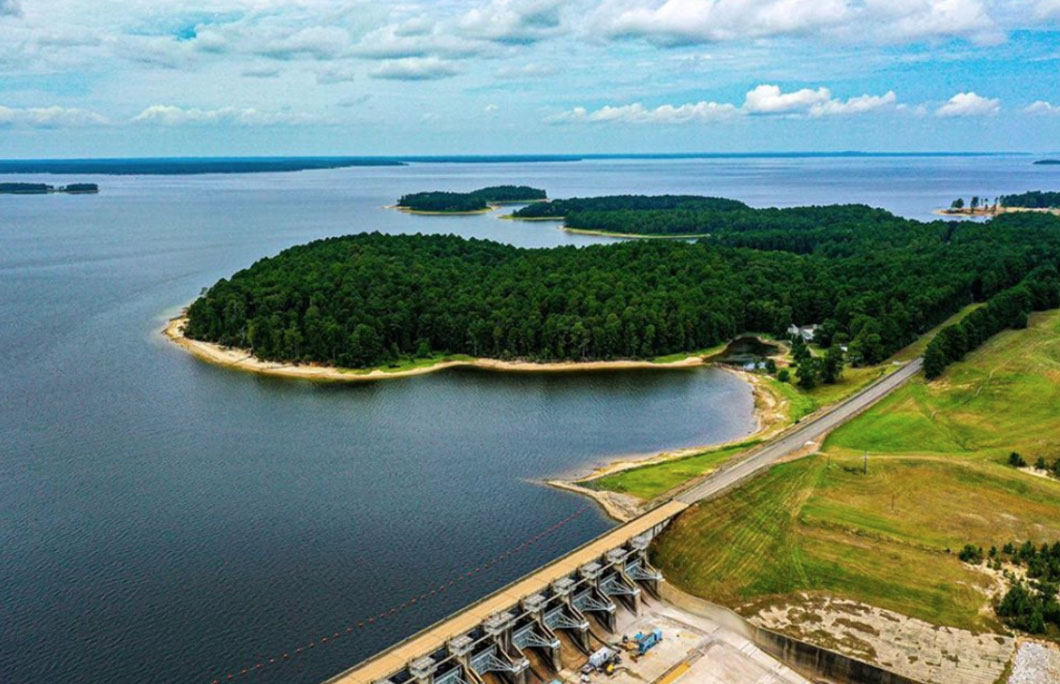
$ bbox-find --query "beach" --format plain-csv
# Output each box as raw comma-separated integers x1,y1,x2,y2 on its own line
164,312,715,382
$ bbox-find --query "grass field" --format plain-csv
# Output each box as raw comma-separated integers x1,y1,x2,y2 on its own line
589,304,987,501
826,308,1060,458
582,441,760,501
652,309,1060,632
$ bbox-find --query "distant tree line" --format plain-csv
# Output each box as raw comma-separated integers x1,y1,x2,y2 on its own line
183,209,1060,369
961,540,1060,634
0,182,99,195
563,204,898,238
513,194,747,219
923,265,1060,378
999,191,1060,209
397,185,546,212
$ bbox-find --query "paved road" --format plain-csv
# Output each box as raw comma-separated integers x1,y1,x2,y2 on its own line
677,358,924,504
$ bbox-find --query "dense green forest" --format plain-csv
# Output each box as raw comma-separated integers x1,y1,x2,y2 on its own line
397,185,545,212
563,204,897,237
924,266,1060,378
1000,191,1060,208
0,182,99,194
184,209,1060,369
0,183,52,194
512,194,747,218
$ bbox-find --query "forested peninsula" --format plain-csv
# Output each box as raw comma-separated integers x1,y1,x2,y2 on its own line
508,195,905,239
943,191,1060,216
396,185,546,213
181,204,1060,374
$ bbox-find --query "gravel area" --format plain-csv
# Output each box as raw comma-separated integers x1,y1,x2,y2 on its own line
1007,642,1060,684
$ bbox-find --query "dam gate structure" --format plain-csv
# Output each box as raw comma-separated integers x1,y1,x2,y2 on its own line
325,500,684,684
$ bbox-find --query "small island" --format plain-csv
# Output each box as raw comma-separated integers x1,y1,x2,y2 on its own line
941,191,1060,216
395,185,546,214
1034,159,1060,165
0,182,99,195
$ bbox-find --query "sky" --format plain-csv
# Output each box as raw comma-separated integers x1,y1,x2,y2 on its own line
2,0,1060,157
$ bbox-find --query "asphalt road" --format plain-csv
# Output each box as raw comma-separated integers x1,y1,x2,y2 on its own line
677,358,924,505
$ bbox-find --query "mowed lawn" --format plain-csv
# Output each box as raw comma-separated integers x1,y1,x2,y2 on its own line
584,441,759,501
826,309,1060,457
652,309,1060,632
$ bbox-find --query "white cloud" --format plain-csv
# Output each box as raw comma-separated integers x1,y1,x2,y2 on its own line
457,0,566,44
549,100,740,124
495,62,559,79
743,84,831,114
131,105,316,126
354,23,492,60
936,91,1000,117
1034,0,1060,19
369,57,458,80
809,91,897,117
0,0,20,17
549,84,901,124
485,103,500,113
0,104,108,127
1025,100,1060,114
257,26,353,60
591,0,1002,47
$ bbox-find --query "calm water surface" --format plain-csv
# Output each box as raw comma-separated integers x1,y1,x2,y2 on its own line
1,155,1054,683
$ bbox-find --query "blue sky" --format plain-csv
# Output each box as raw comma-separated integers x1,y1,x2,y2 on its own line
2,0,1060,156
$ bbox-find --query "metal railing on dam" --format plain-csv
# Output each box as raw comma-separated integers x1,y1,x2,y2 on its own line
323,499,687,684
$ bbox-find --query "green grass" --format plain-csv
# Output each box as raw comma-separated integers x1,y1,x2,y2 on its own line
581,441,760,501
826,309,1060,456
652,309,1060,632
650,343,729,364
653,452,1060,631
342,353,476,375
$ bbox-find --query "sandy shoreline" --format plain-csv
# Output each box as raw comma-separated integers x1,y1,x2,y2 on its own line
163,312,713,382
165,310,781,522
935,206,1060,217
543,367,787,521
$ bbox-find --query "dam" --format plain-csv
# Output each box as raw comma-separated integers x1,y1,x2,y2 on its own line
325,500,688,684
321,360,926,684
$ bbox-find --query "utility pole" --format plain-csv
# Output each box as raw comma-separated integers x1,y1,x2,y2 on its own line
863,450,868,474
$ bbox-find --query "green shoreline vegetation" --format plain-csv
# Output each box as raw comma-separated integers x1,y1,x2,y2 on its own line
396,185,546,213
651,308,1060,637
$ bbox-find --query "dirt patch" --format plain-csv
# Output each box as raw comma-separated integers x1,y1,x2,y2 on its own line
545,479,644,522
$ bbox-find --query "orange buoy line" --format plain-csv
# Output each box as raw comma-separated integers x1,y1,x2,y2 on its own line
209,504,594,682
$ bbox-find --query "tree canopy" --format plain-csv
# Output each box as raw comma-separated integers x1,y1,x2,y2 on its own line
184,208,1060,370
999,191,1060,209
397,185,546,212
512,194,747,219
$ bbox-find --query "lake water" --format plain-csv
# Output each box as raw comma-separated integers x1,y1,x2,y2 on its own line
1,154,1054,683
